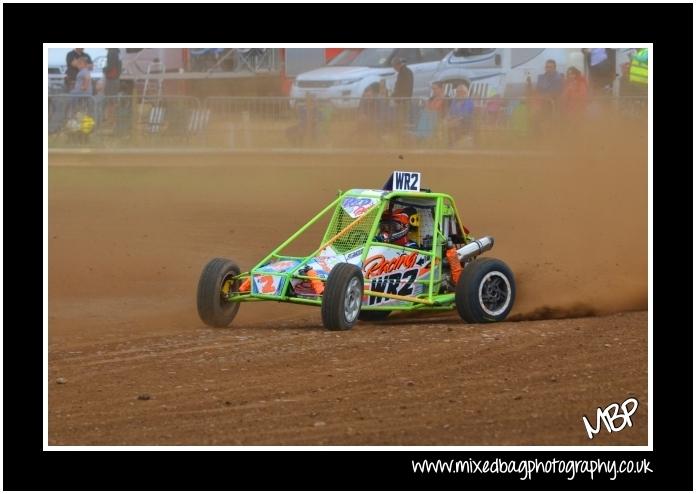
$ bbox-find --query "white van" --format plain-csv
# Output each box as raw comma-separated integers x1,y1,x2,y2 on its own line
432,48,591,98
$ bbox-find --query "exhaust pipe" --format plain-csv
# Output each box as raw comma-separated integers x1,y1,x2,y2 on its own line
456,236,494,261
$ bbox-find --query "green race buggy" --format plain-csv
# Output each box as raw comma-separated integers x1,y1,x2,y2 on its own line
197,171,515,331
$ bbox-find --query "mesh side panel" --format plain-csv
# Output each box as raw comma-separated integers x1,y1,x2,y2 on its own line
322,205,380,254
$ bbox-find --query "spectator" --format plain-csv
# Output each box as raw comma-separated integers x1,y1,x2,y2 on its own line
583,48,616,94
628,48,648,94
101,48,122,128
534,59,563,131
483,87,504,126
510,98,530,139
65,48,92,92
517,77,545,139
70,56,93,96
51,55,94,135
561,66,588,118
103,48,122,96
391,57,414,98
94,78,111,129
391,57,414,127
535,59,564,99
358,84,379,121
410,82,447,142
68,56,94,126
362,83,390,130
445,84,475,146
425,81,447,115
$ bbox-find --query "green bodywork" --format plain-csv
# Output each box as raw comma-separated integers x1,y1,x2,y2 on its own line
226,188,474,312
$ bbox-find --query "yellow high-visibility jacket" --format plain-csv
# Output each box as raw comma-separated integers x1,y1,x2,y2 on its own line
629,48,648,84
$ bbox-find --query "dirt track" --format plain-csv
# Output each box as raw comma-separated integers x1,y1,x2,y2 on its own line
48,143,648,445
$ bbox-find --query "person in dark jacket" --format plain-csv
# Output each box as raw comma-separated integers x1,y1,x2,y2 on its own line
582,48,616,94
391,57,414,128
104,48,122,96
391,57,413,98
101,49,123,127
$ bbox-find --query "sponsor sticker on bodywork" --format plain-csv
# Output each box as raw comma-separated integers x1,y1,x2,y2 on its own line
252,274,285,296
341,196,379,218
361,245,438,306
260,259,301,273
306,246,342,276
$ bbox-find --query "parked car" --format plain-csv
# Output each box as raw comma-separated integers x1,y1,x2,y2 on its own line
290,48,451,108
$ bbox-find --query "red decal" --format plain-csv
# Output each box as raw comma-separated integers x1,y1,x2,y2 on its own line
258,275,276,293
363,251,419,279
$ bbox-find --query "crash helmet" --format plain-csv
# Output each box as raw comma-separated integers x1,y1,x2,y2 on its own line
377,210,410,245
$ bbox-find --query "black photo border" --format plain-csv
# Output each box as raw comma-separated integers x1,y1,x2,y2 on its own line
5,1,692,491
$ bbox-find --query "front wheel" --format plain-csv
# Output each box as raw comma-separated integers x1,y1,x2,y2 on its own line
197,257,241,327
321,263,364,331
455,257,515,323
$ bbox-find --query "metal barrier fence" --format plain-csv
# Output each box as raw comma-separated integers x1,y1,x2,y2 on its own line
579,96,648,120
49,94,203,147
48,95,99,144
47,95,647,150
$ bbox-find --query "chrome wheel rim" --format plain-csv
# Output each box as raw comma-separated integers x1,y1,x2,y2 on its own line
478,271,511,316
344,277,362,322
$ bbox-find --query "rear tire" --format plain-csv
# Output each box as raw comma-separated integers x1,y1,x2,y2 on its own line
197,257,241,327
358,310,391,321
321,263,364,331
455,257,515,323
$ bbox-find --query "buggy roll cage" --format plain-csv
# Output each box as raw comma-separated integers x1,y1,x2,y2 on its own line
225,188,473,311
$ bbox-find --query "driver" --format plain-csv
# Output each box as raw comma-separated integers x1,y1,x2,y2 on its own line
375,208,418,248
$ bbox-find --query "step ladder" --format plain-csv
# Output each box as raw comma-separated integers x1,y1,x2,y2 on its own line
138,61,166,124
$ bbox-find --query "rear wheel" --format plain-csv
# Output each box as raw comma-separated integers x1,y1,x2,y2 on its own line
197,257,241,327
455,257,515,323
321,263,364,331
